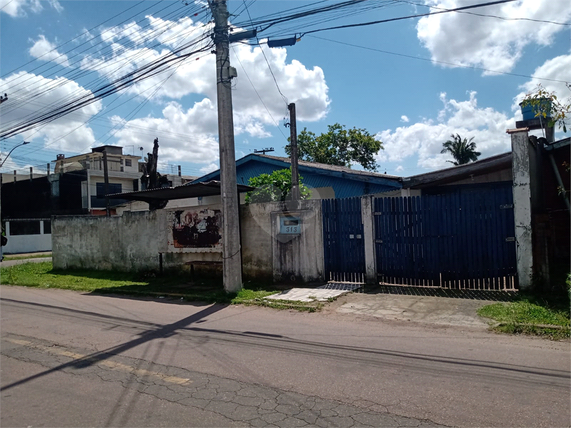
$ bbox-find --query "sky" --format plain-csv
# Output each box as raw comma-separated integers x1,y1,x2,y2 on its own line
0,0,570,179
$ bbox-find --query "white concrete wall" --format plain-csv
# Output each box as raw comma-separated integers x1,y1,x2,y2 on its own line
52,211,168,271
3,220,52,254
52,200,324,283
240,200,324,283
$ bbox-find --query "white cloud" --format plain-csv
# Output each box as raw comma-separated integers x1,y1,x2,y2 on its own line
376,91,513,170
417,0,571,74
200,163,219,175
111,99,220,165
0,72,101,151
0,0,61,17
0,153,23,171
84,17,329,164
101,22,145,46
47,0,62,13
395,165,404,172
400,115,409,123
29,35,69,66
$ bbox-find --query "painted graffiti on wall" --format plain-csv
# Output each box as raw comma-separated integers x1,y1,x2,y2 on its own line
170,208,222,249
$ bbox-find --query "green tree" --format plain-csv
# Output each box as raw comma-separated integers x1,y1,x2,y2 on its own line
245,169,311,204
285,123,382,171
441,134,481,166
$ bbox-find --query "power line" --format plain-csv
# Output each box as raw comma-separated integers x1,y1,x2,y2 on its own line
241,0,289,107
2,4,206,111
0,34,214,140
307,35,571,84
230,45,289,142
2,0,164,79
398,0,571,26
299,0,519,36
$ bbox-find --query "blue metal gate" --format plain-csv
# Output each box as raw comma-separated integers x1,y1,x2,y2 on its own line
373,185,517,290
322,197,365,282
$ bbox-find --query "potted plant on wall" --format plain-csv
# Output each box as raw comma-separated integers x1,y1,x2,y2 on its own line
520,84,570,133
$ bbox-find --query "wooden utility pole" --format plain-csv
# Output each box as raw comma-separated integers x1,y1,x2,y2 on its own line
212,0,243,293
102,150,110,217
288,103,300,201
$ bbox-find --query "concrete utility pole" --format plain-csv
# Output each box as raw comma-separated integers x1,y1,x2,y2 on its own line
288,103,300,201
212,0,242,293
102,150,110,217
0,140,30,260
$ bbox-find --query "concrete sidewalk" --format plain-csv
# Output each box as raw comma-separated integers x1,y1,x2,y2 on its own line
265,284,507,329
0,252,52,267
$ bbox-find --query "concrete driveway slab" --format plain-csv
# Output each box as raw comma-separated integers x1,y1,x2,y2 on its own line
334,293,494,328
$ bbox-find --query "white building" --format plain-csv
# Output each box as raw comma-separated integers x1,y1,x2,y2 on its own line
54,145,185,215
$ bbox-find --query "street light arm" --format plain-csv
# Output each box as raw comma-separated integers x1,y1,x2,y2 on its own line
0,141,30,168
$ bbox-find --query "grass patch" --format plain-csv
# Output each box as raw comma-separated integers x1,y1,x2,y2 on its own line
478,293,570,340
0,261,229,303
0,262,316,311
3,253,52,261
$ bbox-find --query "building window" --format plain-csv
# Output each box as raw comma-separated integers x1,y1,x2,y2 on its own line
96,182,122,198
125,159,132,167
9,220,41,236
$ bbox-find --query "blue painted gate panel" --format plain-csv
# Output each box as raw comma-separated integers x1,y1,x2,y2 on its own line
373,186,517,290
322,197,365,281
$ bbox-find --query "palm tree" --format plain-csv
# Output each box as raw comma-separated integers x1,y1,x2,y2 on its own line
441,134,481,166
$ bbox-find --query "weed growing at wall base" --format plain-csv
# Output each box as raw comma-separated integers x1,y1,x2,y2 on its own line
0,262,299,308
478,294,570,340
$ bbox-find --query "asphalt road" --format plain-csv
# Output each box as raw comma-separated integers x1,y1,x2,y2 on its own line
1,285,569,428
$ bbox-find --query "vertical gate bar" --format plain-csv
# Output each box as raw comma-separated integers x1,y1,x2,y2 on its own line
397,196,404,283
455,191,470,289
386,197,391,282
458,190,467,288
412,196,418,285
430,195,438,287
466,189,477,289
487,188,495,289
322,199,328,280
440,193,449,288
403,196,409,284
390,196,396,283
473,191,483,289
384,196,389,284
388,196,393,283
462,190,471,289
429,194,438,286
452,191,459,289
463,190,472,289
378,197,384,283
412,196,419,286
423,195,430,286
480,189,489,289
490,188,499,290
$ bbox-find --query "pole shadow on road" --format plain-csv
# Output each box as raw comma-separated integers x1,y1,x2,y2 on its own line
2,296,569,397
0,302,227,392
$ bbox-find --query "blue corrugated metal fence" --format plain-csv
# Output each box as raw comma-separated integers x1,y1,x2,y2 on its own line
373,186,517,290
322,197,365,283
322,187,517,290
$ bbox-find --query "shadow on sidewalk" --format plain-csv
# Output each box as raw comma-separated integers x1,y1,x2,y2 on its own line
364,284,518,302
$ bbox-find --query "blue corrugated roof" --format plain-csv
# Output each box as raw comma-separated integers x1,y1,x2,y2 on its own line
193,154,401,198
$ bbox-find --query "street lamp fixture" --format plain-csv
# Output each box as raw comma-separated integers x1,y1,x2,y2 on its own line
0,141,30,168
